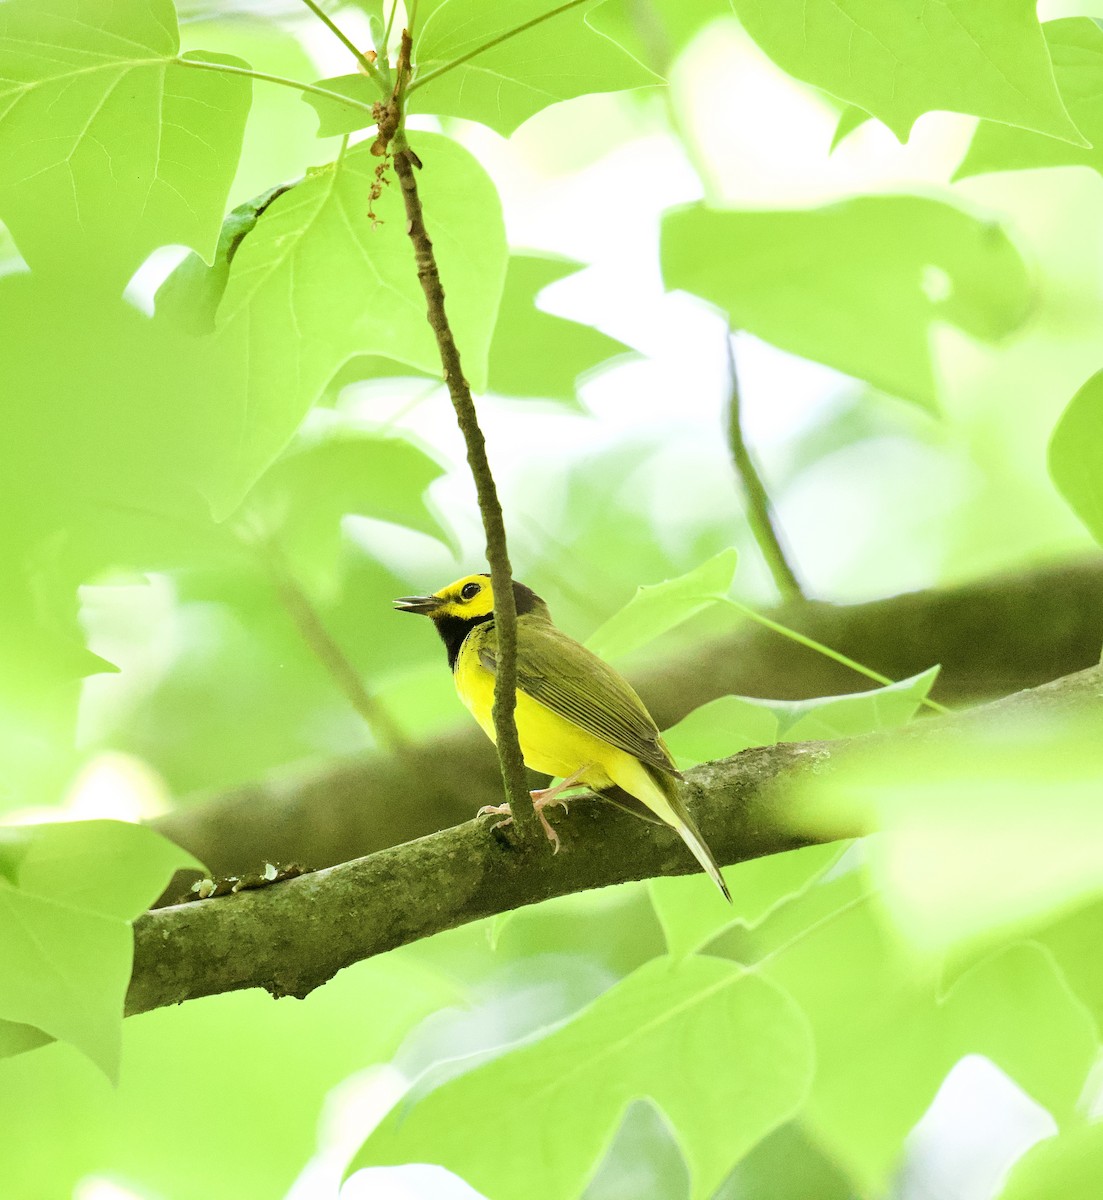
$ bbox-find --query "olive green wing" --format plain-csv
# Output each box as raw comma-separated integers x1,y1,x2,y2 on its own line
478,617,679,778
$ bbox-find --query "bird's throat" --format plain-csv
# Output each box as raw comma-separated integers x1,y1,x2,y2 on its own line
433,613,493,671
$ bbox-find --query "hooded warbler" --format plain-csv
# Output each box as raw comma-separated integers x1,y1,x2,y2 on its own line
394,573,731,901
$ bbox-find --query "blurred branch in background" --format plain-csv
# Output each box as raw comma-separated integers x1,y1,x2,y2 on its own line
258,538,410,753
131,662,1103,1017
152,555,1103,878
724,334,805,601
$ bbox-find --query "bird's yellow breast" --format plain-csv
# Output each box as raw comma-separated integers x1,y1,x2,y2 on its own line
453,631,632,791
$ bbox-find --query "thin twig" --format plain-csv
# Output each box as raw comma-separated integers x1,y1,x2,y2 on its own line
724,597,953,715
408,0,590,93
295,0,388,90
724,334,804,601
261,540,411,753
382,0,401,53
386,33,535,834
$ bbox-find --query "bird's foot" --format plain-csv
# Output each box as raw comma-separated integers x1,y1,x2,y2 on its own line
477,768,594,855
475,802,514,835
475,798,561,851
528,767,594,854
533,796,563,854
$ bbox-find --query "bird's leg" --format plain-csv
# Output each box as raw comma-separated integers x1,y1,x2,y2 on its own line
530,766,592,854
530,765,589,814
476,766,593,854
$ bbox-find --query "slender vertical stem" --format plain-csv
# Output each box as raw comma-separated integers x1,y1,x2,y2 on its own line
295,0,388,91
724,334,805,601
386,33,534,834
382,0,401,51
261,541,412,753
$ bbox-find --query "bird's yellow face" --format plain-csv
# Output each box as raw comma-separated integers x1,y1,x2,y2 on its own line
393,573,495,620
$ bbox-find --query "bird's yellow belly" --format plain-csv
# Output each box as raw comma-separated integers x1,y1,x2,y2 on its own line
455,654,619,789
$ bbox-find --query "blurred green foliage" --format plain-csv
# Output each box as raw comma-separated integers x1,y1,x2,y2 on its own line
3,1,1103,1198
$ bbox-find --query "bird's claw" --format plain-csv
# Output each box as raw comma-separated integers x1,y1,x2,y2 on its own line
476,802,512,820
475,796,563,852
537,808,562,854
475,802,514,836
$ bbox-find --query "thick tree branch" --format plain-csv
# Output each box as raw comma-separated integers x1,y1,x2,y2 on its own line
387,34,533,833
130,744,830,1015
129,664,1103,1016
153,556,1103,878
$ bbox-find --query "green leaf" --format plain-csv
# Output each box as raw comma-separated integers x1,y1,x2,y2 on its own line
155,184,295,335
957,20,1103,182
829,104,871,151
998,1126,1103,1200
311,252,634,405
0,1019,52,1058
0,0,250,284
0,953,459,1199
652,672,934,957
0,275,231,577
662,669,939,769
661,195,1033,409
348,955,814,1199
770,665,940,741
1037,898,1103,1033
0,273,239,797
0,884,131,1079
729,0,1085,146
0,827,31,885
0,820,201,1077
300,74,396,138
663,695,779,768
795,716,1103,955
14,820,204,922
486,254,633,403
307,0,658,137
650,843,849,958
178,14,342,210
588,0,732,75
585,548,738,661
204,132,507,515
717,1122,858,1200
761,896,1098,1192
241,427,457,594
1049,369,1103,545
947,943,1098,1129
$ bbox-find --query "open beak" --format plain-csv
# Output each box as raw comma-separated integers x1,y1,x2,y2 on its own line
393,594,440,616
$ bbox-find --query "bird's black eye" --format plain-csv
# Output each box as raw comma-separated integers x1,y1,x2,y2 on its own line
461,582,481,601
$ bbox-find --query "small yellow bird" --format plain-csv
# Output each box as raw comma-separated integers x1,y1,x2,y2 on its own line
394,573,731,901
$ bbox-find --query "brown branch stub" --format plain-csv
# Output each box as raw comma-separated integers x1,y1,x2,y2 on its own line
383,30,535,836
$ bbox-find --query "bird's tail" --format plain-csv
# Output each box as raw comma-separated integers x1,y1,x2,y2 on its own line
644,765,732,904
